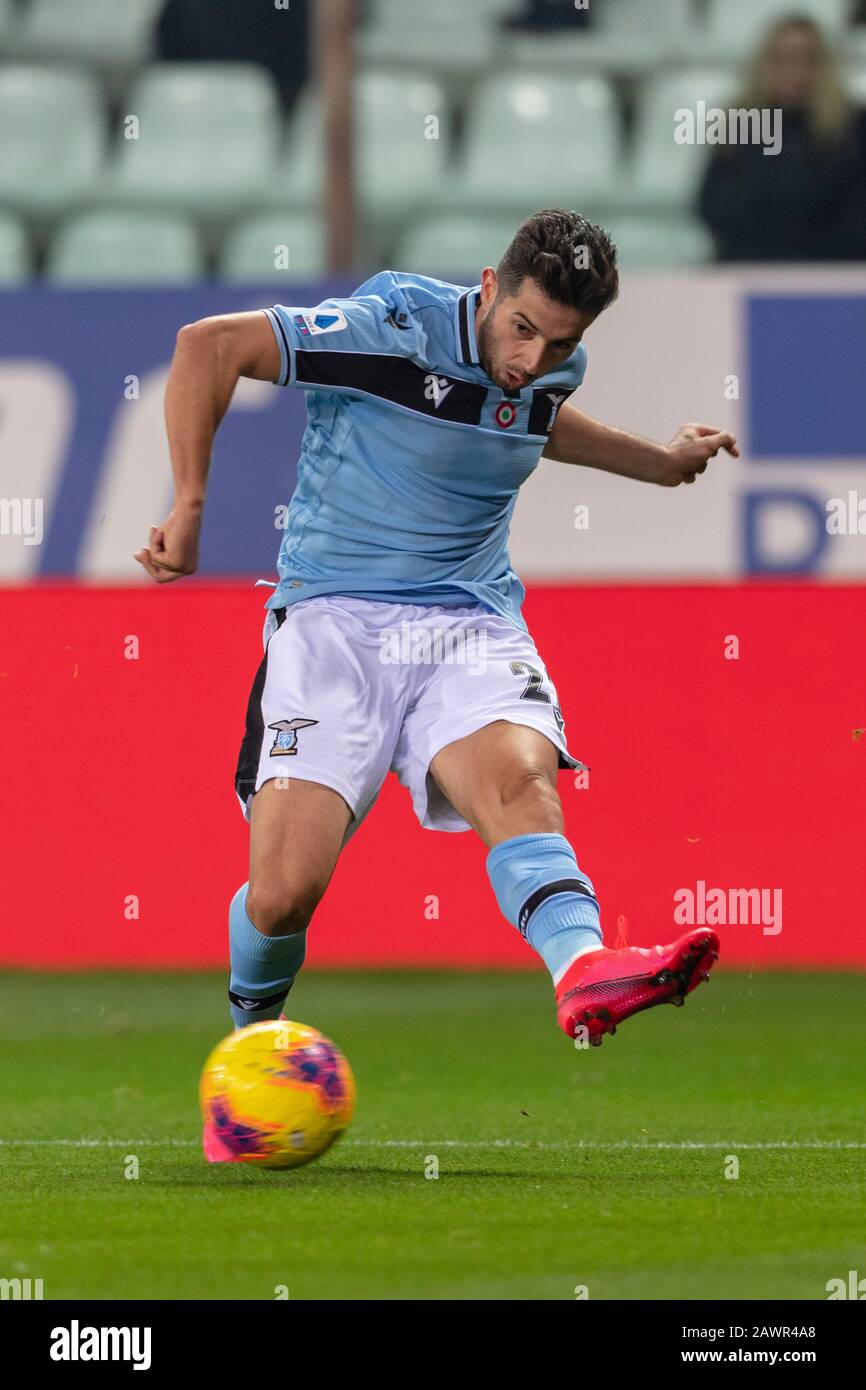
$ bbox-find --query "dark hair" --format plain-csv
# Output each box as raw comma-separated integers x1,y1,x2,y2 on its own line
497,208,619,317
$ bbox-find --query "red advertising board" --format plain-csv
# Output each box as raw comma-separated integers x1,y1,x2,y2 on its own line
2,583,863,969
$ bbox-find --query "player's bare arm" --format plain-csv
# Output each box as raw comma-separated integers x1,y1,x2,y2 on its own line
133,310,279,582
543,399,740,486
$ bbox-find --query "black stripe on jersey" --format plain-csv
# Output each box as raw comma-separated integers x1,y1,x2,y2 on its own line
294,350,488,425
234,606,289,807
528,387,570,437
457,291,473,364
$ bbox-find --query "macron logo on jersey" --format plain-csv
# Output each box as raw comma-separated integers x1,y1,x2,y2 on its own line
424,374,455,409
293,309,348,337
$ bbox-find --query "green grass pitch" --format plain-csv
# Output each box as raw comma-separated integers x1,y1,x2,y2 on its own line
1,969,864,1301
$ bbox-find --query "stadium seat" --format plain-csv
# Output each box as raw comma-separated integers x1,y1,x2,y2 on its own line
604,213,713,271
396,211,713,278
6,0,160,73
278,73,448,226
501,0,700,76
623,67,739,209
0,211,30,283
449,73,621,212
221,212,326,282
594,0,696,37
356,72,448,223
0,65,105,218
697,0,848,59
46,210,204,285
106,64,281,218
360,0,508,76
394,215,520,282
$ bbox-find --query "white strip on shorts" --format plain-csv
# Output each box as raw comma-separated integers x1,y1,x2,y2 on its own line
235,594,584,837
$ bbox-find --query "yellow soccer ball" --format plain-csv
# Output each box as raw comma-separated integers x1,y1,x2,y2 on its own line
200,1019,356,1169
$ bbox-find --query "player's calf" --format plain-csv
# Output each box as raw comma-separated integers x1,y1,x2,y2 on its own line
227,881,309,1029
487,831,604,983
228,777,350,1029
432,724,604,986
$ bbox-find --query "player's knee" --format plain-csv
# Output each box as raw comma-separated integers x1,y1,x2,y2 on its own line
246,879,322,937
499,763,562,826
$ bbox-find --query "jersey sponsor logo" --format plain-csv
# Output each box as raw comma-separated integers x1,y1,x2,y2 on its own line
269,717,318,755
424,373,455,408
495,401,518,428
293,308,348,336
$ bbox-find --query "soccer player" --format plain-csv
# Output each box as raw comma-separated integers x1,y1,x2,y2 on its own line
135,210,737,1157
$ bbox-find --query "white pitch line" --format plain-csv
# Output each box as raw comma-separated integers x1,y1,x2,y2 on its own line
1,1138,865,1151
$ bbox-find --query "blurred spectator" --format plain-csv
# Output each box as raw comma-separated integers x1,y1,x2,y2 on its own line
501,0,591,34
698,16,866,262
156,0,311,113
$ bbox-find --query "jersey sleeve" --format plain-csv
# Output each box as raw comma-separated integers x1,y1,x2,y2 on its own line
263,285,418,391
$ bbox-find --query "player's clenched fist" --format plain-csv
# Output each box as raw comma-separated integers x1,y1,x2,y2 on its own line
658,422,739,486
134,504,201,582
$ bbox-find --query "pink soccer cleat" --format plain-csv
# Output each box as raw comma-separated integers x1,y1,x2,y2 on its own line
555,928,719,1046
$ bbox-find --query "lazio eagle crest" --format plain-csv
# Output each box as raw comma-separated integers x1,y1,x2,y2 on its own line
268,718,318,756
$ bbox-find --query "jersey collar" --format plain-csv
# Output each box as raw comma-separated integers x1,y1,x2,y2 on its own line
455,286,482,366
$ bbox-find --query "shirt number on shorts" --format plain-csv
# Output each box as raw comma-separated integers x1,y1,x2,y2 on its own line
509,660,565,732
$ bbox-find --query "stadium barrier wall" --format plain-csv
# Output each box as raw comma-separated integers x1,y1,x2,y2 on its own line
2,268,866,589
1,582,863,970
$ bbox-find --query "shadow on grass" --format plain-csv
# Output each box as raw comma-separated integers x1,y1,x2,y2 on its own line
157,1162,583,1186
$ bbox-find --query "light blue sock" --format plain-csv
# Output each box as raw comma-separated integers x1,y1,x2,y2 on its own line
486,833,603,983
228,882,307,1029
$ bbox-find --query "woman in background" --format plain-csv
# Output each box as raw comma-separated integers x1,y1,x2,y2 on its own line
698,15,866,262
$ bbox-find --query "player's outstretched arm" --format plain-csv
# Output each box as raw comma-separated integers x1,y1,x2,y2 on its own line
543,401,739,487
134,310,280,583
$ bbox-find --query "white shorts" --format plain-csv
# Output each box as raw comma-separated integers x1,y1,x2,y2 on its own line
234,594,584,836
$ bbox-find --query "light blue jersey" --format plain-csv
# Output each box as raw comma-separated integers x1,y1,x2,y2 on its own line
262,270,587,631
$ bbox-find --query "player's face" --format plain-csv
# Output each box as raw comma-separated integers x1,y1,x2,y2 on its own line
476,272,594,392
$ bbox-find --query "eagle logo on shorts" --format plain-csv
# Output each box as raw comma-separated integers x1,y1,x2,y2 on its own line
268,718,318,756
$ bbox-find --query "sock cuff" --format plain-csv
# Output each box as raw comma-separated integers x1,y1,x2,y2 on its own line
484,838,601,983
486,832,575,873
230,886,307,963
